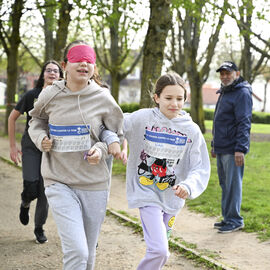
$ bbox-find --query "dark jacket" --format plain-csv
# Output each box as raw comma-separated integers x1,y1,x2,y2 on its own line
212,77,253,154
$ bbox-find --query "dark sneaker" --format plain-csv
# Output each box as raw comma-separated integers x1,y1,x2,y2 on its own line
214,220,226,229
34,227,48,244
218,223,244,234
19,205,30,225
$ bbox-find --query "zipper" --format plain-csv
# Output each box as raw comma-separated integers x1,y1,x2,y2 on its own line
212,92,224,152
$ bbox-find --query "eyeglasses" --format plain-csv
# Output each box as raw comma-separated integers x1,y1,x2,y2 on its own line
45,68,59,74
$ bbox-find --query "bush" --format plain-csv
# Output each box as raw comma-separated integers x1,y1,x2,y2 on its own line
120,103,140,113
120,103,270,124
252,111,270,124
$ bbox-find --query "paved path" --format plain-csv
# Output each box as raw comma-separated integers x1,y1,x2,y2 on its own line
1,136,270,270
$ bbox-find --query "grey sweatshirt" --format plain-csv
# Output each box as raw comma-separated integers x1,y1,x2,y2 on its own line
28,80,123,191
124,108,210,215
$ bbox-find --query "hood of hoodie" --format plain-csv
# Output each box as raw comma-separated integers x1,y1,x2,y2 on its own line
52,79,104,96
152,107,193,125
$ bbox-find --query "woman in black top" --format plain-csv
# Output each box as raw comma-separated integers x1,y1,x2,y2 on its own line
8,60,63,243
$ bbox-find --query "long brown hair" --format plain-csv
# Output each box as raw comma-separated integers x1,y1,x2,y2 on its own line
35,60,63,89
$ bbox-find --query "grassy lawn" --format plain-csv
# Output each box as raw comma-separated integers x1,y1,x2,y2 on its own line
187,133,270,241
113,122,270,241
205,120,270,134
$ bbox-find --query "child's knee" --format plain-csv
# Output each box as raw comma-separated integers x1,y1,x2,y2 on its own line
148,246,169,260
64,245,89,267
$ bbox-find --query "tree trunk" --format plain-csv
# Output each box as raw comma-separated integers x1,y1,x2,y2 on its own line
140,0,171,108
108,0,120,102
5,50,19,133
53,0,72,62
239,1,252,82
111,72,120,103
43,0,55,62
4,0,23,134
188,73,205,133
262,80,268,112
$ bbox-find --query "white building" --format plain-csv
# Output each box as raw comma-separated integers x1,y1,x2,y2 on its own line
0,82,6,106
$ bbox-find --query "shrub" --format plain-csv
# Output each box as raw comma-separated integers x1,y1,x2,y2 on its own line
120,103,140,113
120,103,270,124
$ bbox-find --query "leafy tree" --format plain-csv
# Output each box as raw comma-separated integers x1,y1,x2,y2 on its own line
81,0,146,102
227,0,270,83
0,0,24,134
140,0,172,108
29,0,73,63
169,0,228,133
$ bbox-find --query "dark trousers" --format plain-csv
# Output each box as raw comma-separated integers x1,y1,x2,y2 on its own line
21,131,48,228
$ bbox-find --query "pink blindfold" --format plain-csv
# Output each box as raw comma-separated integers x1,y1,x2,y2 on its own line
67,45,96,64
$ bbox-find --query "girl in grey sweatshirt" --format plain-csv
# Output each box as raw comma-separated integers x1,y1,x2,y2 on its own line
122,72,210,269
29,41,123,270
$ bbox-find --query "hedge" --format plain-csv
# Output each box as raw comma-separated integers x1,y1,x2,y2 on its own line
120,103,270,124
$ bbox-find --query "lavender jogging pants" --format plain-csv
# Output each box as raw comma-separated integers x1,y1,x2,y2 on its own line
137,206,175,270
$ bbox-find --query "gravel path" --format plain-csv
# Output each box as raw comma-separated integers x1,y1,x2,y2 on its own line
0,159,200,270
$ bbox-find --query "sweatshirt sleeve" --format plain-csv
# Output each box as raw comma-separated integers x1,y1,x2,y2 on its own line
123,112,133,140
180,129,211,199
99,111,133,146
99,125,120,146
28,92,49,152
91,141,109,160
102,93,124,144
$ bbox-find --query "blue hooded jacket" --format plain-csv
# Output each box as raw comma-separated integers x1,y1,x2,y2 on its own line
212,77,253,154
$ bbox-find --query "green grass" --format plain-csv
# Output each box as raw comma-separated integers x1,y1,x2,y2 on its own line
186,132,270,241
205,120,270,134
112,124,270,241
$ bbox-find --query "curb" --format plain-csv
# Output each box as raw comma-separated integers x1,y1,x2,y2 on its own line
0,154,234,270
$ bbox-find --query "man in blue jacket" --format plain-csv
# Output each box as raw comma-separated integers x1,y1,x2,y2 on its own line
211,61,253,233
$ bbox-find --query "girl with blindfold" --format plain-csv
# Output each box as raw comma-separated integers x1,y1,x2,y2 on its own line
28,40,123,270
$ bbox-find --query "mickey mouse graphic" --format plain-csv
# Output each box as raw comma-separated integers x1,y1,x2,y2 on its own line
138,152,176,191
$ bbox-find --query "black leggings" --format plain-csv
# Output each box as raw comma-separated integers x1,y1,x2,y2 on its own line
21,131,48,227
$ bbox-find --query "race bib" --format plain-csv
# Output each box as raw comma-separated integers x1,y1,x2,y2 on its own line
49,124,91,152
144,129,187,160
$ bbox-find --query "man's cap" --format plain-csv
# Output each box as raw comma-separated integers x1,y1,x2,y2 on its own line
216,61,238,72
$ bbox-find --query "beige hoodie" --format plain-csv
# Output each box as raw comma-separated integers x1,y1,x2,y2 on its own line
29,80,123,191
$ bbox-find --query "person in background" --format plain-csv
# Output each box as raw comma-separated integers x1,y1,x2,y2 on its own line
28,40,123,270
211,61,253,233
8,60,63,243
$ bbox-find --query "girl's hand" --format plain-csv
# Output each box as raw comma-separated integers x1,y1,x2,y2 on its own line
86,148,101,165
10,146,22,165
120,138,128,165
42,136,53,152
108,142,121,160
120,149,128,165
173,185,189,199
